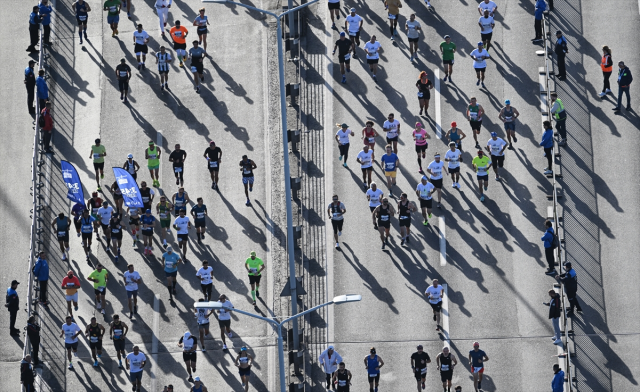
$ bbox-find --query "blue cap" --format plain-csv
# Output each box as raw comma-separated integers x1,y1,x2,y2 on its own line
339,32,345,37
145,209,151,213
478,41,484,46
491,132,498,137
504,99,510,105
241,346,247,351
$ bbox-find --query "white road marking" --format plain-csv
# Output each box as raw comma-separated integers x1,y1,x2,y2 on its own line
441,284,450,347
439,216,446,266
434,69,442,139
325,8,335,347
150,294,160,392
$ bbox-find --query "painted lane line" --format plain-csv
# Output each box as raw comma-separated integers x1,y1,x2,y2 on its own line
441,284,450,348
150,294,160,392
434,69,442,139
439,216,446,266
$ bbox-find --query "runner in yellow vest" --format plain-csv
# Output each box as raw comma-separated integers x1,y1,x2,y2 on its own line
145,140,161,187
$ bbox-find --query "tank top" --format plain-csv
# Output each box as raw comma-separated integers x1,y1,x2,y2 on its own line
90,198,102,212
439,353,452,372
111,321,123,339
87,324,101,343
81,216,93,233
124,159,137,174
503,106,514,122
57,217,69,233
468,104,482,121
398,201,411,220
140,188,151,204
378,205,390,223
75,1,88,18
147,147,160,166
241,161,254,177
336,369,349,387
367,355,380,376
364,128,376,144
158,202,170,220
192,385,203,392
174,193,186,209
449,128,460,141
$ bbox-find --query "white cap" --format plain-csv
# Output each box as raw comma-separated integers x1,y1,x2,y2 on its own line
184,331,191,339
194,376,200,381
127,153,133,158
328,345,334,350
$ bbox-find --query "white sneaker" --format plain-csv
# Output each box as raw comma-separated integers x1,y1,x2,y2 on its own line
96,303,101,310
222,344,228,350
452,183,456,188
456,182,461,189
605,88,612,93
598,92,606,97
73,352,78,357
544,169,553,175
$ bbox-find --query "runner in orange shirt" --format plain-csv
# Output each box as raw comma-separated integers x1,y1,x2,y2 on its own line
170,20,189,67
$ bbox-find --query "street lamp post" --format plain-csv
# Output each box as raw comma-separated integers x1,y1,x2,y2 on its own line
202,0,320,352
195,294,361,392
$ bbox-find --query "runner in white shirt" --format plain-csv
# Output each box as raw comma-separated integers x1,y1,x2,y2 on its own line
133,24,150,70
356,144,374,189
178,331,198,382
424,279,444,331
478,0,497,16
154,0,172,37
426,154,448,208
415,176,436,226
470,42,490,88
216,294,234,350
383,113,401,153
444,142,463,189
344,8,363,51
97,201,114,241
364,35,382,81
485,132,507,180
124,264,141,318
196,260,214,301
405,14,421,61
173,210,192,259
60,316,82,369
126,346,147,391
335,123,355,167
478,11,495,51
366,182,384,225
195,298,214,351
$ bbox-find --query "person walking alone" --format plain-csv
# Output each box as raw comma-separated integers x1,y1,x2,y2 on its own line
540,121,554,175
33,251,50,307
544,289,563,346
553,31,568,80
542,220,557,275
532,0,545,43
613,61,633,112
598,46,613,97
25,60,37,114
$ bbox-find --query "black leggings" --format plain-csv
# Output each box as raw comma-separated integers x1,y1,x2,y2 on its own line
339,143,350,161
544,147,553,170
174,167,184,181
602,71,611,92
326,372,332,386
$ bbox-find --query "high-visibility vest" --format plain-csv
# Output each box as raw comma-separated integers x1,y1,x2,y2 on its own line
601,54,612,72
553,98,566,121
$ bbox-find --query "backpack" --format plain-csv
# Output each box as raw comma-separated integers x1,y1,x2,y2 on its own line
551,232,559,249
38,114,45,128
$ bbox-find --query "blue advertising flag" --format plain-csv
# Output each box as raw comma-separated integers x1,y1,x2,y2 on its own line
61,160,85,205
112,168,144,208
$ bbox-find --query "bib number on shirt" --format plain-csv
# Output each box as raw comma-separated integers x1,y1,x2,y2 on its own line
388,13,396,19
332,212,340,218
369,373,378,378
93,153,101,159
97,286,105,292
344,53,351,60
349,31,357,36
79,15,87,20
191,66,198,73
209,161,218,168
174,167,183,173
58,231,66,237
417,92,424,98
368,137,375,143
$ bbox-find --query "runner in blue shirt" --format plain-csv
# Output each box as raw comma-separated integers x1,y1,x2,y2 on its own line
162,246,182,300
140,209,156,255
363,348,384,392
380,145,399,197
80,210,97,262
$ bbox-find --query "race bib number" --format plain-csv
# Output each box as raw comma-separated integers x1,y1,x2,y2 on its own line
112,228,120,233
380,215,389,221
174,167,183,173
332,212,340,218
97,286,105,292
470,112,478,120
243,169,251,174
400,215,408,220
388,13,396,19
417,92,424,98
90,336,99,343
58,231,66,236
166,261,174,269
250,268,257,273
369,373,378,378
441,364,449,371
209,161,218,168
478,166,487,174
344,54,351,60
66,283,74,287
119,71,128,77
368,137,375,143
93,153,101,159
349,31,357,36
79,15,87,21
175,32,182,37
385,162,394,170
109,6,117,11
160,213,167,219
433,170,441,177
196,213,205,219
191,66,197,73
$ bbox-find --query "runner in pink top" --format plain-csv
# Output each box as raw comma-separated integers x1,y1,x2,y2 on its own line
361,121,379,162
412,122,430,174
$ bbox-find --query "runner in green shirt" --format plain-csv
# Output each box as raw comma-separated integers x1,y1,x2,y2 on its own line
87,264,109,314
439,35,457,82
103,0,121,37
90,138,107,191
471,150,491,202
156,196,173,248
145,140,161,187
245,251,265,306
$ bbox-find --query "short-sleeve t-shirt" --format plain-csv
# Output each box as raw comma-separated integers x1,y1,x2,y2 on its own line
194,15,208,27
170,26,188,44
174,216,190,235
246,257,264,276
383,119,400,138
189,47,205,64
406,20,421,39
413,129,427,146
97,206,113,225
191,205,207,221
133,30,150,45
416,182,435,200
479,16,495,34
104,0,120,15
141,214,156,229
336,129,352,145
427,160,445,180
472,156,490,175
440,42,456,61
126,352,147,373
163,252,181,272
487,137,507,156
335,39,353,56
62,322,82,344
62,275,81,296
88,269,108,289
470,49,490,68
425,285,443,304
345,14,363,34
366,188,384,207
444,149,461,169
92,145,106,163
116,64,131,79
196,266,213,284
411,351,431,371
169,150,187,166
124,271,141,291
217,300,234,320
364,41,381,60
469,349,487,368
356,150,373,169
478,0,497,13
381,153,399,172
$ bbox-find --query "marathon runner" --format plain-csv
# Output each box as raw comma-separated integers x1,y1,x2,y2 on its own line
364,35,382,82
73,0,91,44
498,99,520,148
425,279,444,331
245,251,264,306
416,176,435,226
413,122,429,174
416,72,432,116
333,362,352,392
103,0,120,37
79,209,96,261
440,35,456,83
51,213,71,261
173,186,192,213
361,121,378,162
139,181,155,211
109,314,129,368
170,20,188,67
397,193,416,245
478,10,495,52
405,14,421,61
110,180,124,213
156,195,173,248
87,264,108,314
191,377,209,392
169,143,187,186
344,8,363,55
364,348,384,392
366,183,383,229
84,317,105,367
178,331,198,382
356,144,374,189
478,0,497,16
216,294,234,350
155,0,171,37
235,347,254,392
156,46,173,90
61,270,81,319
445,122,466,152
485,132,507,180
240,155,257,206
189,41,206,93
196,261,213,301
174,209,192,260
427,153,447,208
385,0,402,40
444,142,462,189
411,345,431,391
141,209,157,255
162,245,182,299
115,59,131,103
133,24,150,70
126,346,147,392
87,192,103,232
468,342,489,392
60,316,82,370
328,194,346,249
472,150,492,202
145,140,161,187
382,113,400,154
328,0,340,29
380,145,399,197
90,138,106,191
191,198,208,244
336,123,355,167
466,97,485,149
96,200,114,246
436,346,458,392
127,205,142,245
204,141,222,190
372,197,395,250
193,8,211,53
122,0,132,19
124,264,141,318
71,202,86,238
470,42,490,89
122,153,140,180
333,32,353,84
109,214,124,261
195,298,214,351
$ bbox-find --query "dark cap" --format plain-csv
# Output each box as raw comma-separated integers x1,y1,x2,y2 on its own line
209,141,215,145
417,344,423,349
120,58,126,63
28,60,36,65
11,280,20,285
556,30,562,35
